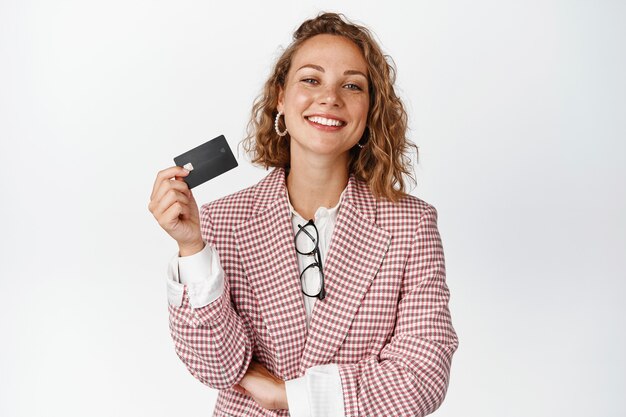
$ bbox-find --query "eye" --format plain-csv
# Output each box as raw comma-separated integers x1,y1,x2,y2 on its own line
301,78,319,85
344,83,363,91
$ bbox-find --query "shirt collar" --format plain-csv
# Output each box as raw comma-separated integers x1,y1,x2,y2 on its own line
252,167,378,225
286,185,347,222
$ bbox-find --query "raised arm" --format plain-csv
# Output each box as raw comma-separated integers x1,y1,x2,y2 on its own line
149,166,254,389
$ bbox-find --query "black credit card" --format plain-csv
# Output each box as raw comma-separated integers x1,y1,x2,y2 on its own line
173,135,238,189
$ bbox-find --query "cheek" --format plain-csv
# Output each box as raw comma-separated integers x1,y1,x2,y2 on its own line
287,88,313,108
354,101,369,125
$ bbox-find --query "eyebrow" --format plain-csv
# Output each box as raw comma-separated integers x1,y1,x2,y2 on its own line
296,64,367,79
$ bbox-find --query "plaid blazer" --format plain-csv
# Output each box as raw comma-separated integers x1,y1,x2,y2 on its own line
168,167,458,417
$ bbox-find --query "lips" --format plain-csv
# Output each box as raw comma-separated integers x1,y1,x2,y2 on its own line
305,115,346,127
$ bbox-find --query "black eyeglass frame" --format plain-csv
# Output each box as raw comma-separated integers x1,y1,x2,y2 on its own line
294,219,326,300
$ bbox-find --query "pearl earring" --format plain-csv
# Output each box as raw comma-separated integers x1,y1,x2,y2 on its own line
274,111,288,137
357,127,370,148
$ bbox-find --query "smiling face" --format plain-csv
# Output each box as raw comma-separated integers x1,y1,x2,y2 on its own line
277,34,370,165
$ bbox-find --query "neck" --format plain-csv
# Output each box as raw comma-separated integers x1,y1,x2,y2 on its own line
286,156,349,220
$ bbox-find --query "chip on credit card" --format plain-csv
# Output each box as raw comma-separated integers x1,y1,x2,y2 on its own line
173,135,238,189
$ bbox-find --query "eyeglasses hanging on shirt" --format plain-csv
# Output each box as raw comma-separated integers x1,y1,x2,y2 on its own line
294,219,326,300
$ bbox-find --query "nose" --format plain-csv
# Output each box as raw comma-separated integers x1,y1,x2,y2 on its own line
317,84,342,107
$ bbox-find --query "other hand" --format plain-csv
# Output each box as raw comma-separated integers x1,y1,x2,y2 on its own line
233,360,288,410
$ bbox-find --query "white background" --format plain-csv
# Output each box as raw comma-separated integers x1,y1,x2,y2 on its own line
1,1,625,416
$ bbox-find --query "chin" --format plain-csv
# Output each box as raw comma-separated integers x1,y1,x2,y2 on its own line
291,133,355,157
309,145,353,160
305,136,340,149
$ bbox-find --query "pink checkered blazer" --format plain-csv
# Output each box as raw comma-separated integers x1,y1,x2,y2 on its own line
168,167,458,417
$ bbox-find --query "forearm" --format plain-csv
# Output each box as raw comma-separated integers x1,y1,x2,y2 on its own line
337,336,456,417
167,242,254,390
169,286,254,390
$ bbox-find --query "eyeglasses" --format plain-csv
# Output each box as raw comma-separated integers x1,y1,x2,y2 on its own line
294,219,326,300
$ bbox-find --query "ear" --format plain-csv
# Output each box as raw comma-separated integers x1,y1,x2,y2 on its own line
277,86,285,113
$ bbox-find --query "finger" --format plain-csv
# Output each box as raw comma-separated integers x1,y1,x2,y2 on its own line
151,178,191,208
232,384,248,395
238,374,251,390
152,189,191,220
152,188,191,219
158,202,184,230
187,188,197,205
177,199,194,221
158,197,196,230
150,166,190,200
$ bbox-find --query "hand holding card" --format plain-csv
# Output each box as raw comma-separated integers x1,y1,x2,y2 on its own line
173,135,238,189
148,135,238,257
148,165,203,256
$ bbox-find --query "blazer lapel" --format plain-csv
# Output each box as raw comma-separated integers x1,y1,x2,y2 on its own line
299,176,391,373
233,169,392,377
233,168,307,379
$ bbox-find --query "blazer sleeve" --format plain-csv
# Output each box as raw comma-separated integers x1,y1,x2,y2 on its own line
337,205,459,417
167,207,254,390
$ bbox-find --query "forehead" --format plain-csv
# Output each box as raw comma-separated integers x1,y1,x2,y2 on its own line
291,34,368,74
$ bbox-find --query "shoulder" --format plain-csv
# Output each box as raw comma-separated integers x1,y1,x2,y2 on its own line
199,168,281,224
199,182,257,224
351,178,437,226
379,193,437,218
360,181,438,236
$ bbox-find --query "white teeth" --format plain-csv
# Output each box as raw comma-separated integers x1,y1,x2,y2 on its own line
307,116,344,126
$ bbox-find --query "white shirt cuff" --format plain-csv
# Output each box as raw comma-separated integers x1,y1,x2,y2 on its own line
166,243,224,308
285,364,345,417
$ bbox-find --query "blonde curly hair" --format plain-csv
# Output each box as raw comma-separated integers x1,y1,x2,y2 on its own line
241,12,417,202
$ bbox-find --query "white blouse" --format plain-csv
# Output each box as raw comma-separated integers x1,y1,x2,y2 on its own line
166,187,347,417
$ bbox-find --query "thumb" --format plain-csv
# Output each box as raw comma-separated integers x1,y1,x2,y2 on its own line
188,187,197,203
232,384,248,395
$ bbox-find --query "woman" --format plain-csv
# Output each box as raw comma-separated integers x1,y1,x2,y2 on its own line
149,12,458,417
